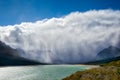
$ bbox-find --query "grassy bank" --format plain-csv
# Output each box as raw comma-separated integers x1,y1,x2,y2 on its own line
63,60,120,80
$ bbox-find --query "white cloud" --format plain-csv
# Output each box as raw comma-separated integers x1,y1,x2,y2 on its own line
0,9,120,63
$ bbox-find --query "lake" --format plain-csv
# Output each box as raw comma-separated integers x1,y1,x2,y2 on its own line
0,65,97,80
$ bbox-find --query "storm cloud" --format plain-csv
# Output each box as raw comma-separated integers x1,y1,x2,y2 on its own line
0,9,120,63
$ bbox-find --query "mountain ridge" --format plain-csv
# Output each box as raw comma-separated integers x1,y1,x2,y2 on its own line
97,46,120,59
0,41,46,66
86,46,120,65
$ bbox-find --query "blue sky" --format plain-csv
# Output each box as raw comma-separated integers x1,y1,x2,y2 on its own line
0,0,120,26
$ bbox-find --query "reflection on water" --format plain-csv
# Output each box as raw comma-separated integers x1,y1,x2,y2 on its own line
0,65,95,80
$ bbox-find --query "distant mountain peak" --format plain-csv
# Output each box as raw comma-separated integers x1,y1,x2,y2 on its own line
97,46,120,60
108,46,115,49
0,41,42,66
108,46,120,50
0,41,19,57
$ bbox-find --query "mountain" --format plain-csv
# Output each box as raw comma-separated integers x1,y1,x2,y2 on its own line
0,41,45,66
86,46,120,65
97,46,120,60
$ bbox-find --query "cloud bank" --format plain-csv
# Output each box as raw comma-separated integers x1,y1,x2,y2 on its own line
0,9,120,63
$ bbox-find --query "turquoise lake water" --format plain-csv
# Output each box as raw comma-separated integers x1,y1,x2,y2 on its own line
0,65,95,80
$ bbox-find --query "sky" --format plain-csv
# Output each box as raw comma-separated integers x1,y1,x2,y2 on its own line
0,0,120,26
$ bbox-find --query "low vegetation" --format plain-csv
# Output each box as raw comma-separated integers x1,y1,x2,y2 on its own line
101,60,120,67
63,60,120,80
